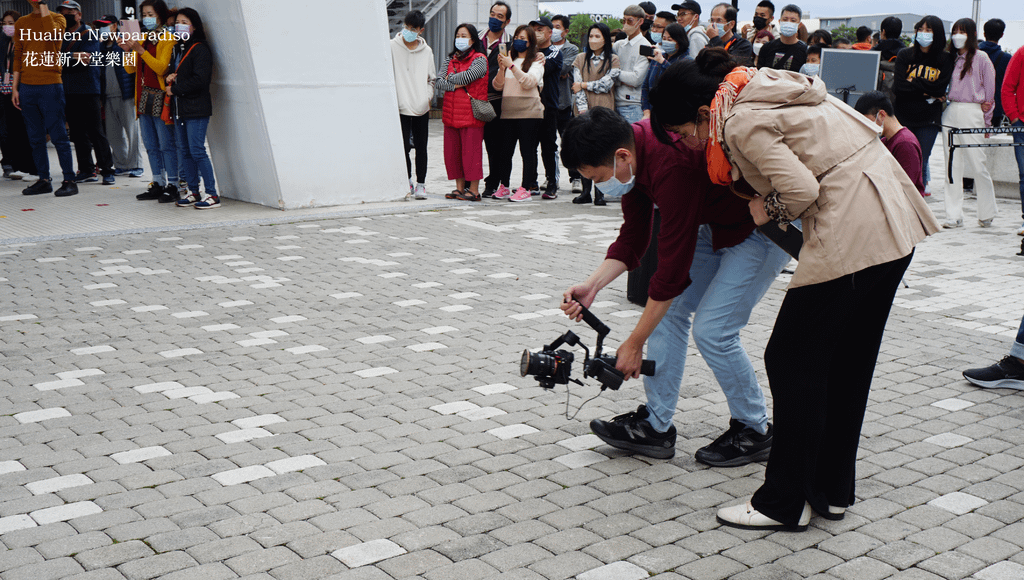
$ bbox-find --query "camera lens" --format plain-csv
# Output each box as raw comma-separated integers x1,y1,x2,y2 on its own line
521,350,557,377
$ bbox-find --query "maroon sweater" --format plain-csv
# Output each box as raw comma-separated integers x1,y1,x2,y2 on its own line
606,121,756,301
882,127,925,195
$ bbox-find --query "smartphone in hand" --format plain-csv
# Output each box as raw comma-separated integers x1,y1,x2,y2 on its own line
499,44,508,57
639,45,655,57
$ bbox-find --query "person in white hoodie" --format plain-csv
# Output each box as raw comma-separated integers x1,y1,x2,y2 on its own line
391,10,436,200
672,0,709,59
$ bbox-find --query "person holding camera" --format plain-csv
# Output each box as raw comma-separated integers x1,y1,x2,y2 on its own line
559,101,790,465
651,49,938,531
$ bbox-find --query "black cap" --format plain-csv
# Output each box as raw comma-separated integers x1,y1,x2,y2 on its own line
528,16,553,29
638,1,657,15
670,0,701,14
95,14,117,25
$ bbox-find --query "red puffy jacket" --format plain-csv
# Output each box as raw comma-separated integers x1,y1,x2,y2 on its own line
1003,46,1024,123
443,51,488,129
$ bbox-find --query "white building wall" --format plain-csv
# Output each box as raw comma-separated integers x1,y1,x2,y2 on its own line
188,0,407,209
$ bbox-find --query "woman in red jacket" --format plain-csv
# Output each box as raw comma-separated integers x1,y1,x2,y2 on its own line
1002,45,1024,235
436,24,488,201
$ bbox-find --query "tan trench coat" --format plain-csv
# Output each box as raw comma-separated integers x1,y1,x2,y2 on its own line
722,69,942,288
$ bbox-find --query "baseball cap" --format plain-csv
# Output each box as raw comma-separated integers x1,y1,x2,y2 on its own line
95,14,118,25
670,0,701,14
528,16,553,29
59,0,82,10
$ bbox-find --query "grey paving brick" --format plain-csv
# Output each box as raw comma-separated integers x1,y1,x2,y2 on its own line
225,546,300,576
117,551,198,580
3,557,86,580
76,540,155,570
158,563,237,580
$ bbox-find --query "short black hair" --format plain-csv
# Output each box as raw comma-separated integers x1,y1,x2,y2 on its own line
880,16,902,39
855,26,872,42
854,90,894,117
756,1,775,16
712,2,737,24
561,108,635,170
780,4,801,19
983,18,1005,41
655,11,676,22
404,10,426,29
835,37,852,47
552,14,570,30
639,1,657,15
663,22,690,47
806,44,821,56
490,1,511,22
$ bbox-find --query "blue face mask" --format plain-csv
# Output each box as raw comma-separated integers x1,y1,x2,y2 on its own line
803,63,819,76
142,16,157,30
684,23,693,33
661,40,677,54
715,23,726,35
595,157,635,197
779,21,799,37
916,31,933,48
402,28,418,43
512,39,528,53
650,31,662,44
454,37,470,51
488,17,503,33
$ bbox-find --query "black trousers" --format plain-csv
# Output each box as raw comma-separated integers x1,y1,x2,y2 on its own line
65,94,113,176
539,106,559,185
505,117,542,189
751,250,914,524
556,106,579,181
399,112,429,184
0,94,37,174
484,98,508,189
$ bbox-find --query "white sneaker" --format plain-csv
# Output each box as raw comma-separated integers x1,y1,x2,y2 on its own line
942,219,963,229
8,171,27,180
717,500,812,532
978,218,993,228
413,184,427,200
1017,223,1024,236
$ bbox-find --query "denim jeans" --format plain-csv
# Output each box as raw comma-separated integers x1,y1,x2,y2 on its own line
175,116,216,195
18,83,75,182
139,113,178,187
642,224,792,433
909,124,940,187
1013,120,1024,221
1011,311,1024,360
617,104,643,124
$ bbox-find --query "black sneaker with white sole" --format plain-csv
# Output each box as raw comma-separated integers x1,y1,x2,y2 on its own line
695,419,772,467
589,405,677,459
963,356,1024,390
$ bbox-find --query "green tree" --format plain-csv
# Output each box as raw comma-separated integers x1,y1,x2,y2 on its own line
540,9,552,20
568,13,595,48
604,17,623,32
830,24,858,43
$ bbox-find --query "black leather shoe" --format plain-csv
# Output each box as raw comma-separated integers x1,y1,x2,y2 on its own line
158,184,179,203
593,191,606,206
23,179,53,195
572,192,592,204
54,180,79,197
136,182,163,200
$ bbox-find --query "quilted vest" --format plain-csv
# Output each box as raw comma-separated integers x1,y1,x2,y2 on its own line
443,51,488,129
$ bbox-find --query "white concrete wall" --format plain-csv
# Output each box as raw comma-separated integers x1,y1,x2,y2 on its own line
189,0,407,209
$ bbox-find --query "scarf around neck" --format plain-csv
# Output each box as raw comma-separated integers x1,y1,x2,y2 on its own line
707,66,758,187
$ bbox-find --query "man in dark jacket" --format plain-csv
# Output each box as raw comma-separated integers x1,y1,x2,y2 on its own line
980,18,1013,124
530,16,562,198
96,16,143,177
875,16,904,63
59,0,115,185
706,2,754,66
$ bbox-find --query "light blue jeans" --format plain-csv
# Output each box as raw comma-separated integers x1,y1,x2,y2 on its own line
1011,312,1024,360
642,224,792,434
617,104,643,124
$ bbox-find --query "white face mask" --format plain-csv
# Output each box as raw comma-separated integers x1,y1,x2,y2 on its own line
779,21,799,38
551,29,563,43
595,156,635,197
952,33,968,50
455,37,470,51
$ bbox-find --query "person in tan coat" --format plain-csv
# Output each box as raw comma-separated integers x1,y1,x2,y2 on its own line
650,49,940,531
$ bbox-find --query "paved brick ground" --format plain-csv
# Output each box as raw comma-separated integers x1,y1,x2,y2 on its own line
2,124,1024,579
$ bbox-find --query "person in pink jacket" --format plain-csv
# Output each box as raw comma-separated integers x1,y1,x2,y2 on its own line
1002,44,1024,235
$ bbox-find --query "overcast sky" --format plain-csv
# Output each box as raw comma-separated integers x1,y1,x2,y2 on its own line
538,0,1018,25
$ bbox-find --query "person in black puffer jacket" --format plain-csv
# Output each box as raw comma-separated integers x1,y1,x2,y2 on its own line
166,7,216,209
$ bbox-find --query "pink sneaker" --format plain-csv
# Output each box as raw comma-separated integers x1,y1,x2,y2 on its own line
492,184,512,199
509,187,532,202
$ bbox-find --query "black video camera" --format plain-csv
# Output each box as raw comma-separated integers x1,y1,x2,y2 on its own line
520,303,655,391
